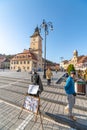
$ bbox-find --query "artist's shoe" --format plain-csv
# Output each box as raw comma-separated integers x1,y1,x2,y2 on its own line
64,106,69,114
68,115,77,121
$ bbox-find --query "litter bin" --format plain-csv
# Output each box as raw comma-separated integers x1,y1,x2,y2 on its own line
86,83,87,96
76,81,86,94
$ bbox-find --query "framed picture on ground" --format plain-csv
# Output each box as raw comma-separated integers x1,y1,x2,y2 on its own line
23,95,39,114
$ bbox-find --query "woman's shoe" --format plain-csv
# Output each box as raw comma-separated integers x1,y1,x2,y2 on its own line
64,106,69,114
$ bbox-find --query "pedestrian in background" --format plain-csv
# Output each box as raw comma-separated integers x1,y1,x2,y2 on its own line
64,71,76,121
46,67,53,86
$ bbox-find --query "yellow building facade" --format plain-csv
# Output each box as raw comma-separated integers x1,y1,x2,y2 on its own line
60,50,78,70
61,50,87,71
10,27,43,72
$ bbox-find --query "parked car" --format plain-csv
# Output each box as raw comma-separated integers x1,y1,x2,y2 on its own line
17,69,21,72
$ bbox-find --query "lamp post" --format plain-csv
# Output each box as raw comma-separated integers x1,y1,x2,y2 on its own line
60,57,64,72
40,19,53,78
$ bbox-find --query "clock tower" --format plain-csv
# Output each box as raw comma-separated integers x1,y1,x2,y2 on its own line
30,27,43,70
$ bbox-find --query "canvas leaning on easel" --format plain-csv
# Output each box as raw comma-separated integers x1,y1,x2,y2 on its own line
19,84,40,115
18,84,44,130
28,84,39,95
24,95,40,114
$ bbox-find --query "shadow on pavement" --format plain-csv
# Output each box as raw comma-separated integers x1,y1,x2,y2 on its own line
44,112,87,130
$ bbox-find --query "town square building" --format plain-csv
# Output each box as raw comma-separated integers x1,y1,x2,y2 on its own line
10,27,43,72
60,50,87,71
0,56,10,69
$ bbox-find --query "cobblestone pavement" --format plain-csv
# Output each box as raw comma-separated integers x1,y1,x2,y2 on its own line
0,100,71,130
0,70,87,130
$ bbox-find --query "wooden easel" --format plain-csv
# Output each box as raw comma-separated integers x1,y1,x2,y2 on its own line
35,96,44,130
18,93,44,130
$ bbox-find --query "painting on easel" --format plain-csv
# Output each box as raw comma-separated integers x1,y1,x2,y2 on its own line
28,84,39,95
23,95,39,114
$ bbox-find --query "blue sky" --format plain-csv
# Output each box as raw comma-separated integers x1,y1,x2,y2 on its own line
0,0,87,63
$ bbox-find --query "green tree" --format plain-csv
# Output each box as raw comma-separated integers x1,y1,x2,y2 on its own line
67,64,75,75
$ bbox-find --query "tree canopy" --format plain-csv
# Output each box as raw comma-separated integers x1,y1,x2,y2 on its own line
67,64,75,75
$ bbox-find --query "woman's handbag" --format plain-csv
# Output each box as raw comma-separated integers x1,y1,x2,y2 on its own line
73,92,76,96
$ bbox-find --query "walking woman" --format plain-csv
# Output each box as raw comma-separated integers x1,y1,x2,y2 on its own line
64,71,76,121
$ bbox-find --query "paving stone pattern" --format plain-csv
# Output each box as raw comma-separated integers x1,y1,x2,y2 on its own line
0,71,87,130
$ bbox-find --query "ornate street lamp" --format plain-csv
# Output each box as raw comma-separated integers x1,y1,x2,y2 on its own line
40,19,53,78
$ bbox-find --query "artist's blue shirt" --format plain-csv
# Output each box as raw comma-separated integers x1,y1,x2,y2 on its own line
64,76,75,94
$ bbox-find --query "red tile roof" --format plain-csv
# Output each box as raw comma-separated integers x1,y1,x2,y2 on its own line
0,57,6,63
77,56,87,64
11,49,37,61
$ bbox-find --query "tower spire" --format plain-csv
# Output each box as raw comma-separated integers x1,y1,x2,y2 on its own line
30,26,42,38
